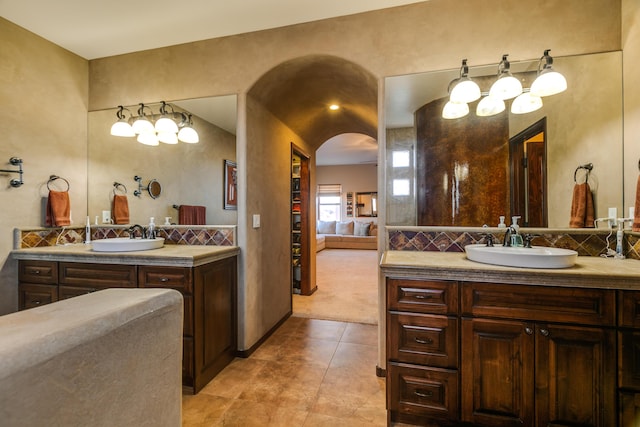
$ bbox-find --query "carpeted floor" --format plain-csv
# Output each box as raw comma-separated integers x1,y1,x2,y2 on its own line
292,249,379,325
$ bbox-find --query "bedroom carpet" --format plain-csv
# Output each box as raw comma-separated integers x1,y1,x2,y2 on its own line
292,249,379,325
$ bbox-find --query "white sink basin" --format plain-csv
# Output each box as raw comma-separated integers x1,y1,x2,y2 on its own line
91,237,165,252
465,244,578,269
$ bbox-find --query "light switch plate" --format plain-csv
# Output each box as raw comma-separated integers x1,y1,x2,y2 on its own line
252,214,260,228
102,210,111,223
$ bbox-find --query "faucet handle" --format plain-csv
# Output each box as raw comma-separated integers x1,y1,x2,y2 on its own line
523,234,538,248
483,233,494,247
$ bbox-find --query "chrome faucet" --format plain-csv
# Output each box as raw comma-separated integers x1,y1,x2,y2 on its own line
502,226,518,247
128,224,147,239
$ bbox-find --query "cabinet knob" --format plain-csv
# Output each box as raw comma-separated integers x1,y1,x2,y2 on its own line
160,277,169,282
540,328,550,337
414,294,432,300
33,270,40,275
524,327,533,335
414,337,434,345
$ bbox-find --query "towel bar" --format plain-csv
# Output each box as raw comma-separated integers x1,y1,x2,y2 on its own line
47,174,70,191
0,157,24,187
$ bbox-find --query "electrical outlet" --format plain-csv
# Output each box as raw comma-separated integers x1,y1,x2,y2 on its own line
102,210,111,223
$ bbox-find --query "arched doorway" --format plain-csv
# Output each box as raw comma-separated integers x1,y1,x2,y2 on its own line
245,54,378,324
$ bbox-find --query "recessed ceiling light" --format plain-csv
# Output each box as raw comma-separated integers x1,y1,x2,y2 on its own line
329,104,340,111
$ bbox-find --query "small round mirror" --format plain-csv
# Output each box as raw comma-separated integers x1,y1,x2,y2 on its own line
148,179,162,199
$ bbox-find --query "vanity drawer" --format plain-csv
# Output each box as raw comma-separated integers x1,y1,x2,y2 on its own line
18,283,57,309
387,278,458,315
461,282,616,326
388,362,459,423
619,330,640,390
18,260,57,284
59,285,98,300
388,312,458,368
59,262,137,288
139,266,192,293
618,290,640,328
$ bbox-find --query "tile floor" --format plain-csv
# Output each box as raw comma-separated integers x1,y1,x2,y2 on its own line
182,317,387,426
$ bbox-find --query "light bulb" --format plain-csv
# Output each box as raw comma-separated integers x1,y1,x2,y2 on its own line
476,95,505,117
178,126,199,143
511,92,543,114
530,71,567,97
450,78,481,103
137,132,159,146
155,116,179,133
158,131,179,144
132,117,154,134
442,101,469,119
110,120,135,137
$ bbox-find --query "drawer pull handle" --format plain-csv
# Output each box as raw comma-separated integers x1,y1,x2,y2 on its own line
414,337,433,345
414,294,432,300
160,277,169,282
34,301,41,305
524,327,533,335
414,390,433,398
33,270,40,275
540,328,550,337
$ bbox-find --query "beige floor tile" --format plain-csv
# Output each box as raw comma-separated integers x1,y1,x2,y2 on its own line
302,411,386,427
198,357,268,399
182,393,234,426
290,318,348,341
219,399,309,427
341,322,378,346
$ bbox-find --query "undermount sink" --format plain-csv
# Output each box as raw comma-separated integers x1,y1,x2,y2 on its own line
465,243,578,269
91,237,165,252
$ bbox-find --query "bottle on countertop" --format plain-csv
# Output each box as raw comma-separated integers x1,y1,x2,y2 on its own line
498,216,506,228
148,217,156,239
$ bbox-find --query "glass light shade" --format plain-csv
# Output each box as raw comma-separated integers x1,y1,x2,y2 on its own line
157,131,179,144
489,75,523,100
442,101,469,119
476,95,505,117
178,126,199,143
511,92,543,114
530,70,567,97
110,120,135,137
154,116,179,133
449,78,481,103
131,117,154,135
137,132,159,146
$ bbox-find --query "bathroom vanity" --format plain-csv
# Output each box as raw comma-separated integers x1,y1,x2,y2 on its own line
381,250,640,427
12,244,239,394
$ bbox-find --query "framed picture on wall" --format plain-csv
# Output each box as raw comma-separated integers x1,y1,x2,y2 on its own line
224,160,237,210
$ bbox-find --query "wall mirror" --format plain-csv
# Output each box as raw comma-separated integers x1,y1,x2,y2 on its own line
356,192,378,217
385,51,623,228
88,95,237,225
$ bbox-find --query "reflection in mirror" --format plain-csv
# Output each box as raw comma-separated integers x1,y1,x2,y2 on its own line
88,95,237,225
385,51,623,228
356,192,377,217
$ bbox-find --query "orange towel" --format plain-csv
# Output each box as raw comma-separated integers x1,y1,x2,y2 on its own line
45,190,71,226
633,176,640,232
112,194,130,225
569,182,595,228
178,205,206,225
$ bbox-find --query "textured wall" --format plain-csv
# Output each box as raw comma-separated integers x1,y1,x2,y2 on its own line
0,18,88,315
623,0,640,217
316,164,378,221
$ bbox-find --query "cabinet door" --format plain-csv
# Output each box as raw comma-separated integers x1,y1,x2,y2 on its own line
620,330,640,390
535,324,616,427
620,392,640,427
18,283,57,309
461,317,535,427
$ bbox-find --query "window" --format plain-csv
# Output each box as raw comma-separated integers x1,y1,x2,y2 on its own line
393,179,410,196
317,184,342,221
392,150,410,168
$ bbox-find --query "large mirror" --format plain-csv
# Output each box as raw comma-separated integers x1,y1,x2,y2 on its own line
356,192,378,217
88,95,237,225
385,51,623,228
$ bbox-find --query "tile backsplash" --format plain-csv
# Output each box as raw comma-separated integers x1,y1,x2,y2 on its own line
15,225,236,249
386,227,640,260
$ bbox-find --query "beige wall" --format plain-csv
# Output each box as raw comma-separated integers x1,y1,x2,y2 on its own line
0,1,629,355
317,164,378,221
623,0,640,216
0,18,88,315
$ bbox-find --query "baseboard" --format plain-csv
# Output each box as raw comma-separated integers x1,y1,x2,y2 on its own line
235,311,292,358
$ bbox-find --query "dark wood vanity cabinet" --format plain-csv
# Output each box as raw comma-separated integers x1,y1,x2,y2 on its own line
18,256,237,394
386,278,619,427
618,290,640,426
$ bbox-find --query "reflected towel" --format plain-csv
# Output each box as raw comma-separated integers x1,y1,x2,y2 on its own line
45,190,71,226
179,205,206,225
569,182,595,228
633,176,640,232
112,194,130,225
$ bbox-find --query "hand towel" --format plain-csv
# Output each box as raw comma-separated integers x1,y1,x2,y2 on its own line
179,205,206,225
569,182,595,228
112,194,130,225
633,176,640,232
45,190,71,227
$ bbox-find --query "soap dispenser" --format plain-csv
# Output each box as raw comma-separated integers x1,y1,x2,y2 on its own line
511,216,521,233
148,217,156,239
498,216,506,228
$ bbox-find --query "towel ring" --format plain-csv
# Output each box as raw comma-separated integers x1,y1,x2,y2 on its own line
47,175,70,191
573,163,593,183
113,182,127,196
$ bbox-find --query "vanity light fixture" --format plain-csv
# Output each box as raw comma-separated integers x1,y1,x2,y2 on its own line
530,49,567,97
442,100,469,119
110,101,199,145
448,59,481,104
110,106,135,137
510,91,543,114
476,94,505,117
489,54,523,100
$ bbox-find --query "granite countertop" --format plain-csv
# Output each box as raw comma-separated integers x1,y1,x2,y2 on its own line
11,244,240,267
381,250,640,290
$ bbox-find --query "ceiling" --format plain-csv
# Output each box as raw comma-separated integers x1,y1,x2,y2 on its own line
1,0,426,166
